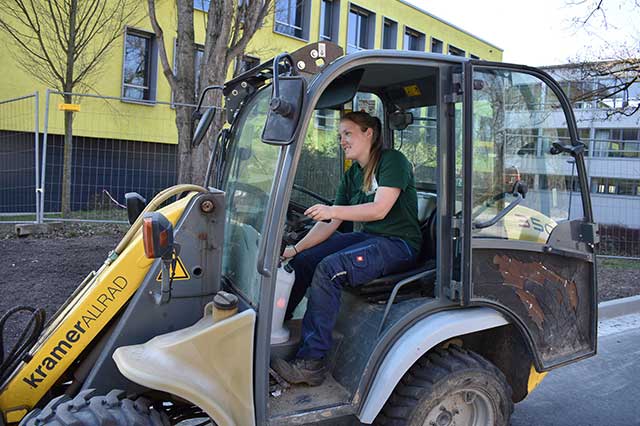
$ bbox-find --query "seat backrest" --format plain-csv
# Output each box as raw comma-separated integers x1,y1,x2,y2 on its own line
416,192,437,226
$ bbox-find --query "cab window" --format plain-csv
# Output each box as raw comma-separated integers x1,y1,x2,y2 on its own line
394,106,438,191
471,68,577,243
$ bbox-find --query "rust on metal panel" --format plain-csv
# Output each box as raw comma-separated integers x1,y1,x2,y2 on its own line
492,254,579,330
473,249,594,368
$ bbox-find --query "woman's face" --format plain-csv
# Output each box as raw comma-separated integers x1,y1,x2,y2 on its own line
339,119,373,165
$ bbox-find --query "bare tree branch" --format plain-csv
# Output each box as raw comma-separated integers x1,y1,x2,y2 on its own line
148,0,179,93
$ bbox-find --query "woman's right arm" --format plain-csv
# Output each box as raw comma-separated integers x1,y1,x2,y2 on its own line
283,218,343,258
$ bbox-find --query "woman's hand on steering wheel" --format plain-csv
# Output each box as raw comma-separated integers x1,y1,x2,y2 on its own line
305,204,334,222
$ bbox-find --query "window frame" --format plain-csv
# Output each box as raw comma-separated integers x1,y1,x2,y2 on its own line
430,37,443,54
121,27,158,103
448,44,466,57
403,25,425,51
273,0,311,41
346,3,375,53
319,0,340,42
382,17,398,49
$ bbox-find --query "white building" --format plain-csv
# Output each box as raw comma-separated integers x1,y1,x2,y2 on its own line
540,63,640,230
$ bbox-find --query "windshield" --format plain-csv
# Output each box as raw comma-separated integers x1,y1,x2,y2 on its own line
220,87,281,306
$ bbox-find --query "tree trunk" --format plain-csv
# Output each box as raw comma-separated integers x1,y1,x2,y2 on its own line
61,0,77,217
174,0,196,184
176,105,193,183
61,102,74,216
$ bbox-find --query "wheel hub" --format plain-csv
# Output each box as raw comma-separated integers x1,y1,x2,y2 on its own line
424,388,494,426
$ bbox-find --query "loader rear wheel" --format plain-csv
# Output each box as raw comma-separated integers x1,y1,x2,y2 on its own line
19,389,170,426
377,346,513,426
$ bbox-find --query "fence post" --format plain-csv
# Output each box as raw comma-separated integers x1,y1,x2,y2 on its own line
34,91,41,224
40,89,50,223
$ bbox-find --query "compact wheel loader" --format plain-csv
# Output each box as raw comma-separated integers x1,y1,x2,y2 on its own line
0,42,599,426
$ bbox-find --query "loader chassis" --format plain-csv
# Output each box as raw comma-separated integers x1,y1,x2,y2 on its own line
0,43,597,426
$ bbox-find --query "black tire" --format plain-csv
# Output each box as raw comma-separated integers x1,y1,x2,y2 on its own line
377,346,513,426
19,389,170,426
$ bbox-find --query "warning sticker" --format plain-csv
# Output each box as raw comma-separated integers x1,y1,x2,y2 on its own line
156,256,191,281
403,85,422,97
357,99,377,115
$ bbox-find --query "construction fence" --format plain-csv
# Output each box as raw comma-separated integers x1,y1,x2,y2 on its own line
0,90,639,259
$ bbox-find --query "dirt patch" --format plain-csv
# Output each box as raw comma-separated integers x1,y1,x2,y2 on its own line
1,223,639,351
1,223,125,350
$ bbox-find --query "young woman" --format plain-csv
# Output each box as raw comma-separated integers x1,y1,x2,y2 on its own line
271,111,422,386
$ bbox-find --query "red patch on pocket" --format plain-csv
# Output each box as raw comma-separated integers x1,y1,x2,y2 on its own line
356,255,364,262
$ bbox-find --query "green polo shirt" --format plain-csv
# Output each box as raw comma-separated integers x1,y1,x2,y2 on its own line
334,149,422,252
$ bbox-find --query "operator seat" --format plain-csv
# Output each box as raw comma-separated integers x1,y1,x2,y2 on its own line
355,192,437,298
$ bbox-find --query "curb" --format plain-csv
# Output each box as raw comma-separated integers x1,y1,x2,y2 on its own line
598,295,640,320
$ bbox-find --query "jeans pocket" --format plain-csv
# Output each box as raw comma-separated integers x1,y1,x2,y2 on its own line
339,245,384,287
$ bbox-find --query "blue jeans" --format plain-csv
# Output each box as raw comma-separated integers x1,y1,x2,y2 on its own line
287,232,417,360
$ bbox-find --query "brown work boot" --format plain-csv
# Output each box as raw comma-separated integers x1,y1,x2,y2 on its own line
271,357,326,386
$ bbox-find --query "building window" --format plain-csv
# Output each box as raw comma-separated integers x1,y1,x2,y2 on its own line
347,5,374,53
593,128,640,158
403,26,425,51
234,55,260,76
122,30,157,101
431,37,443,53
448,44,465,57
275,0,309,39
194,0,210,11
382,18,397,49
592,177,640,196
319,0,339,42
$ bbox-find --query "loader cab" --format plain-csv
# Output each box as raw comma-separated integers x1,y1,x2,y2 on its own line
214,45,597,424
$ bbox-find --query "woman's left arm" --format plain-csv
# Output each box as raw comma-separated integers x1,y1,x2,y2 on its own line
305,186,401,222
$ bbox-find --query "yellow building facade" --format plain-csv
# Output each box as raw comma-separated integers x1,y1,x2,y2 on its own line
0,0,502,144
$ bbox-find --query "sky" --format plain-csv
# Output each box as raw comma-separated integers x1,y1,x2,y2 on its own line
405,0,638,66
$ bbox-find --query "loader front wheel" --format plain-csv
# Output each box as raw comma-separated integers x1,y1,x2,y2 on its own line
19,389,169,426
378,346,513,426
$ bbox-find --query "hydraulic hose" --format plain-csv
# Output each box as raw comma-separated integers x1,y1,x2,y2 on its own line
110,184,208,261
25,185,209,354
0,306,46,385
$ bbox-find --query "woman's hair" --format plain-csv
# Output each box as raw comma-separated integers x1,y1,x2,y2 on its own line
341,111,383,192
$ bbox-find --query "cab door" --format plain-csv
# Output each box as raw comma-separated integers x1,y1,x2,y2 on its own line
461,62,598,370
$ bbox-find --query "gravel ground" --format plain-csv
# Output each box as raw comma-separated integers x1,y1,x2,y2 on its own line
1,223,639,349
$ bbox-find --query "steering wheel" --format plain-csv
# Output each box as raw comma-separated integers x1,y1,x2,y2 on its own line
292,184,333,205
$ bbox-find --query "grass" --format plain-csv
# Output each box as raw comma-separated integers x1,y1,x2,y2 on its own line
598,257,640,270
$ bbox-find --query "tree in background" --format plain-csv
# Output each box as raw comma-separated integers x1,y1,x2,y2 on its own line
0,0,140,216
148,0,273,185
566,0,639,117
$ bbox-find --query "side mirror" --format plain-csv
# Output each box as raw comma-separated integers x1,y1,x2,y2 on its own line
142,212,174,259
192,107,216,147
125,192,146,225
389,111,414,130
261,76,306,145
512,180,528,199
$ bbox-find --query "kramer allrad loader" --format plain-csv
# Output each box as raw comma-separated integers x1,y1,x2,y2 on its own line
1,42,598,426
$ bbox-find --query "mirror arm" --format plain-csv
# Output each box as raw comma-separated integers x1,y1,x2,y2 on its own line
194,85,224,116
473,192,523,230
204,128,228,188
550,141,586,156
270,54,296,117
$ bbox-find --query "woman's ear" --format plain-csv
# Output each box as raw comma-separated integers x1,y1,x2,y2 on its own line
365,127,373,139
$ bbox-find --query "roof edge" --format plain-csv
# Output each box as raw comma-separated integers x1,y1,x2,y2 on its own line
396,0,504,52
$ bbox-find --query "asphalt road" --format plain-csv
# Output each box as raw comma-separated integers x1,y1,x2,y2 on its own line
511,313,640,426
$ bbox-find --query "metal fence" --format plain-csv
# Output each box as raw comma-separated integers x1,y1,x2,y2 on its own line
40,90,187,222
0,90,639,259
0,93,40,223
